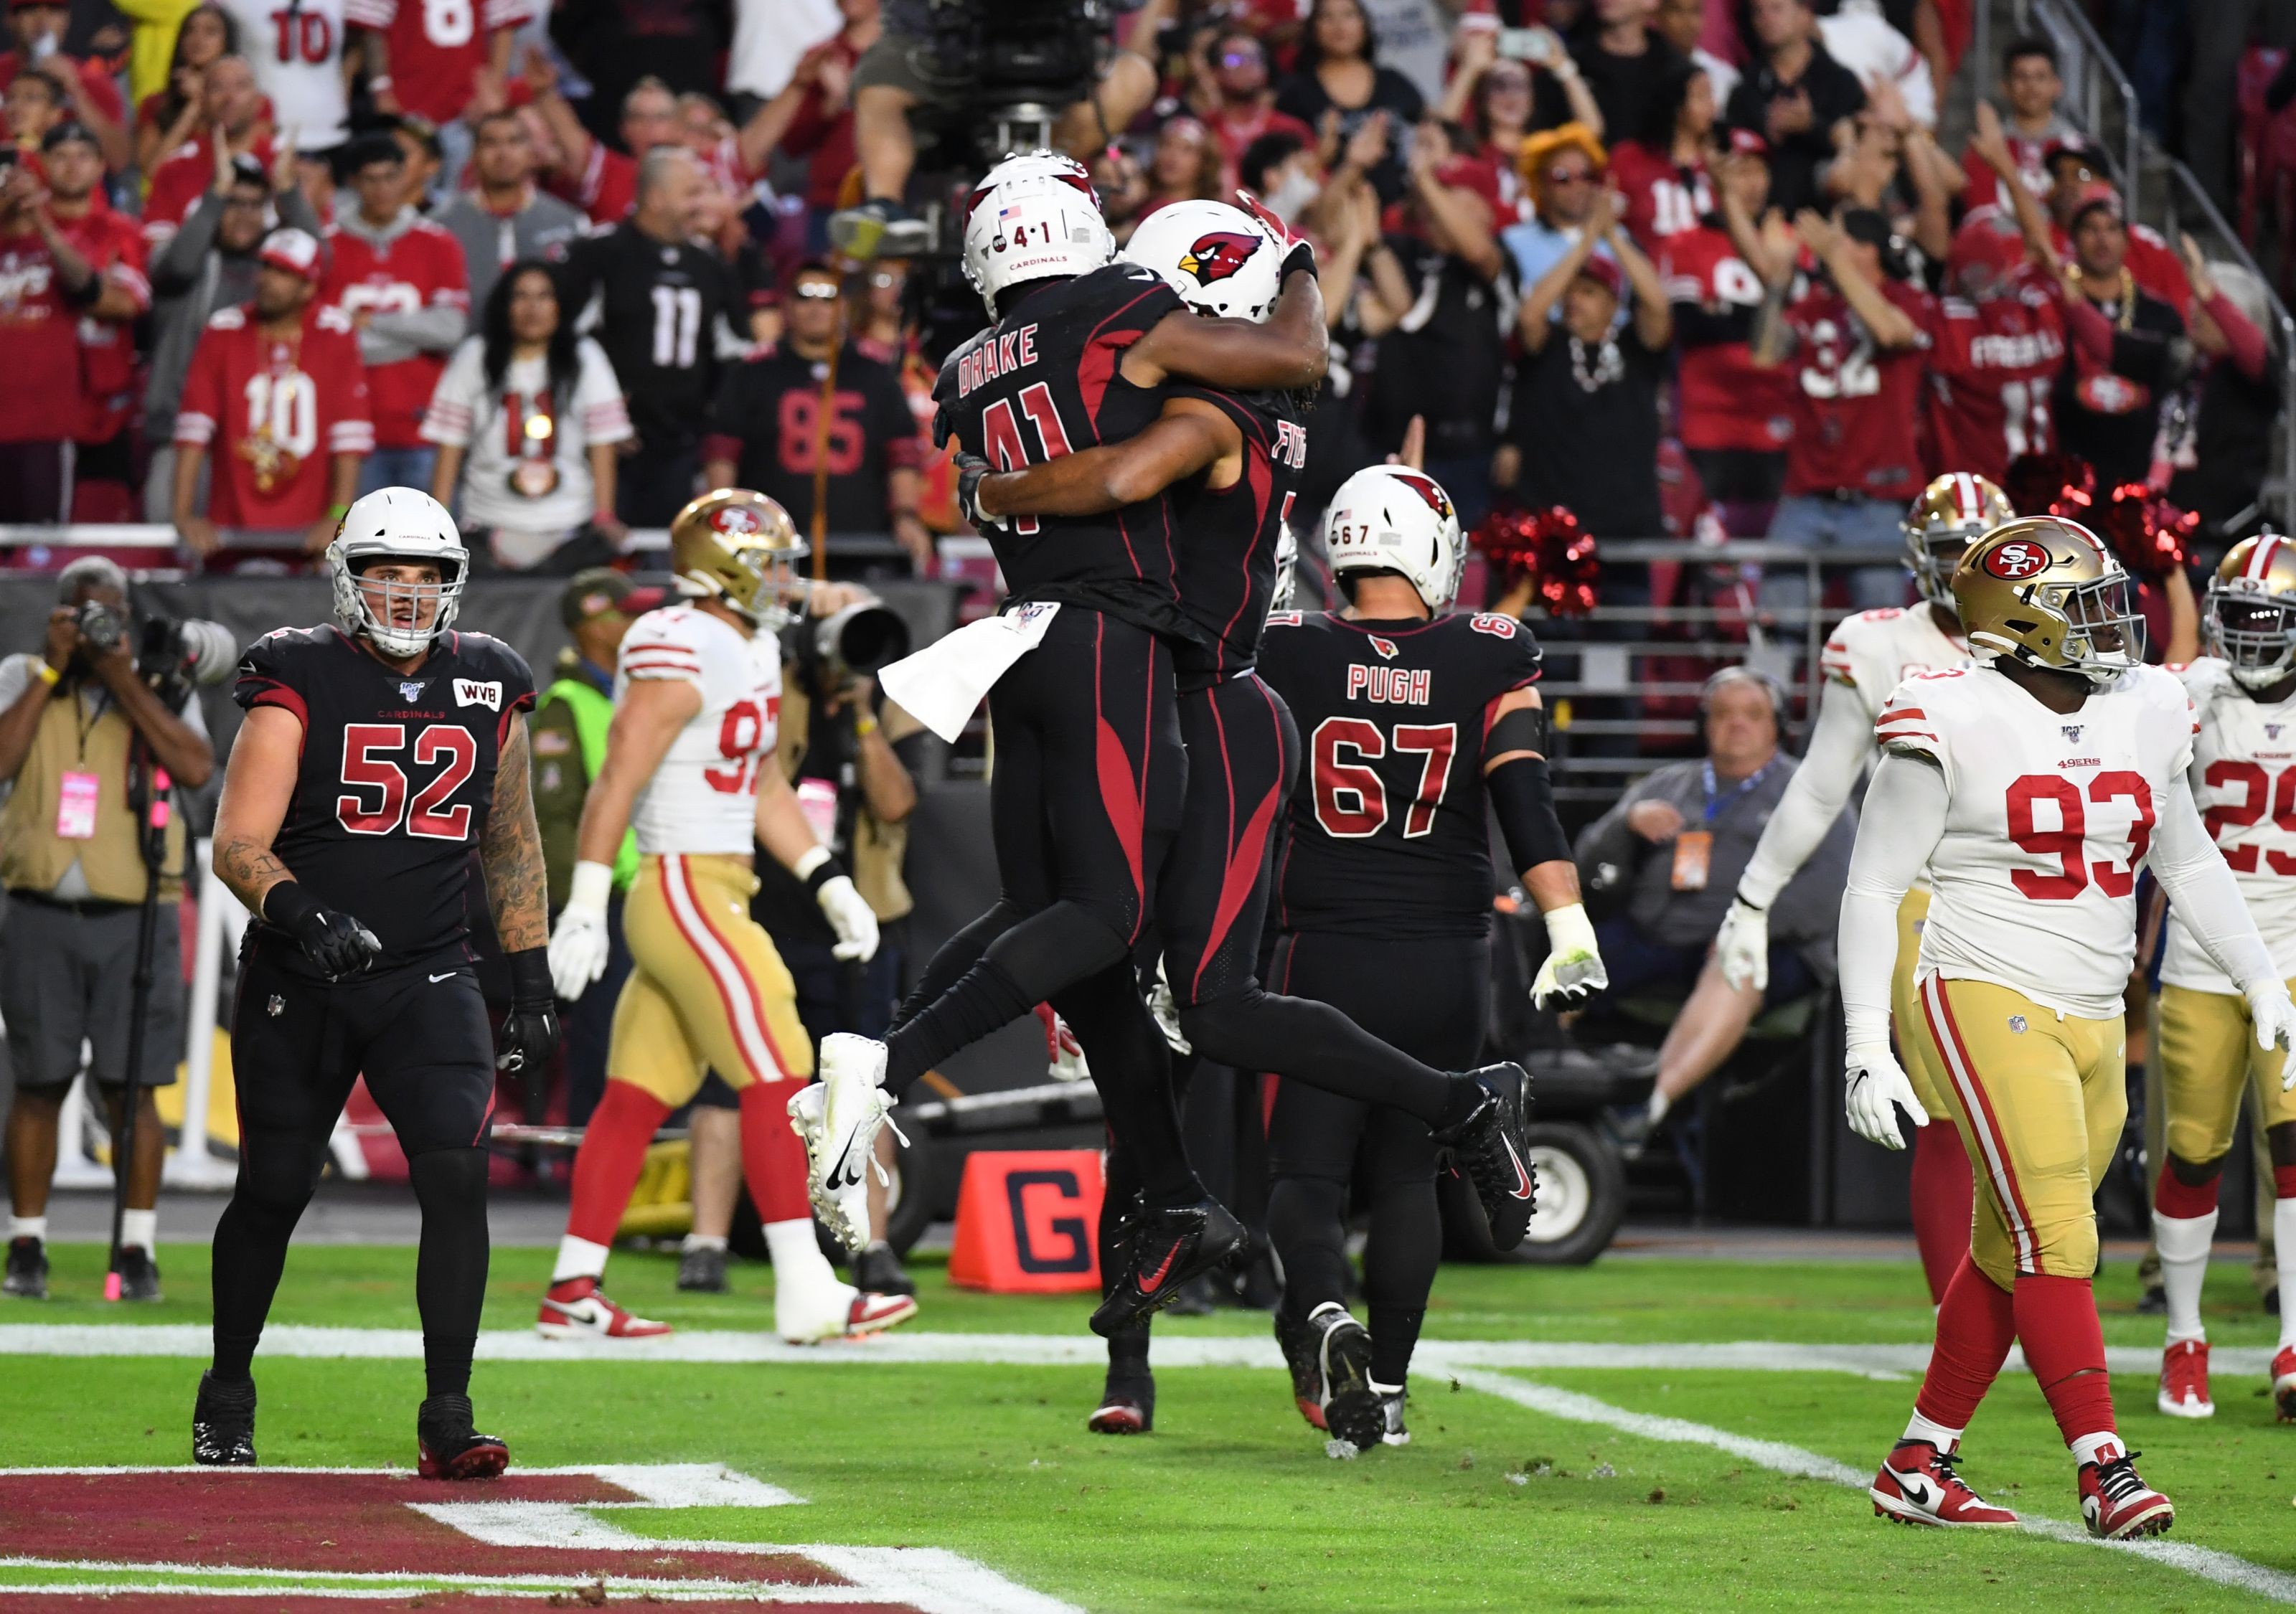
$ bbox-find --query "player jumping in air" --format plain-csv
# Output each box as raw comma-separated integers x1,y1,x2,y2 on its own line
1840,517,2296,1538
197,489,557,1476
540,490,911,1345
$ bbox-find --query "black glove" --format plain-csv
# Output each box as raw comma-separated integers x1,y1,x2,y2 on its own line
954,451,999,530
263,881,381,981
1280,236,1317,285
497,947,560,1076
931,402,954,451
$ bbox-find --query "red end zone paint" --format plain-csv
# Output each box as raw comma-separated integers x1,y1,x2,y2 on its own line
1,1598,911,1614
0,1472,835,1587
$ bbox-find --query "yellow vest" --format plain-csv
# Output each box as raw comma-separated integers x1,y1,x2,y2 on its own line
1,684,189,903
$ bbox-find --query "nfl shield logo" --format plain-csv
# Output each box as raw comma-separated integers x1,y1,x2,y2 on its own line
2272,725,2285,740
2061,725,2084,743
400,681,425,702
2008,1015,2028,1034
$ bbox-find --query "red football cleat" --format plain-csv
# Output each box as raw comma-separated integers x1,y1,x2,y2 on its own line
2158,1339,2213,1419
843,1290,918,1336
2079,1443,2173,1540
2272,1345,2296,1422
1869,1440,2018,1527
535,1277,672,1340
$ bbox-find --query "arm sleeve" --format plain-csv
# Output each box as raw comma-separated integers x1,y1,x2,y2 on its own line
1736,676,1874,910
1839,752,1948,1048
2150,770,2280,994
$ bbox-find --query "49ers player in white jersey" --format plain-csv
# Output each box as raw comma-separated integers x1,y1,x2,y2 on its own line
1717,473,2004,1304
1840,518,2296,1539
2150,532,2296,1422
537,491,913,1344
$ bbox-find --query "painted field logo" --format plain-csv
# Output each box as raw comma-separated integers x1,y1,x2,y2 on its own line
0,1464,1075,1614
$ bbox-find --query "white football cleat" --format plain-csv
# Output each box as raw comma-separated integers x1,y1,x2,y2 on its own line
536,1277,672,1340
776,1278,918,1344
804,1035,898,1252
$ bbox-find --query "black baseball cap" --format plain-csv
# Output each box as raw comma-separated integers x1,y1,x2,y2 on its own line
40,120,96,154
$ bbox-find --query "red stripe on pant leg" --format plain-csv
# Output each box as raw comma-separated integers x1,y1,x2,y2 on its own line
738,1081,812,1224
1914,1252,2016,1432
2014,1272,2115,1443
1922,978,2041,1272
2277,1164,2296,1199
1091,618,1146,928
671,856,796,1083
565,1081,674,1245
1190,687,1283,1002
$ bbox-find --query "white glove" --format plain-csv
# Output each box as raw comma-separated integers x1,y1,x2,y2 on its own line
2249,980,2296,1082
1844,1042,1928,1151
1530,902,1607,1006
547,859,613,1001
1146,958,1192,1054
1034,1002,1091,1082
816,873,880,961
1714,897,1769,993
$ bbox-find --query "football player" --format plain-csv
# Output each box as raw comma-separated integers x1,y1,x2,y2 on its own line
541,490,911,1345
1841,518,2296,1538
795,154,1373,1326
2150,534,2296,1421
197,488,557,1476
1716,473,2007,1304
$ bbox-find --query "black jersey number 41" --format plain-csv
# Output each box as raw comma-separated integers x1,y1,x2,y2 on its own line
338,723,478,841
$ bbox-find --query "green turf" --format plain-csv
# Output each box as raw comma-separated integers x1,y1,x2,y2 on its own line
11,1242,2296,1611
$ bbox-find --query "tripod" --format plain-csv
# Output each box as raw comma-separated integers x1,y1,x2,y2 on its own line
104,734,172,1301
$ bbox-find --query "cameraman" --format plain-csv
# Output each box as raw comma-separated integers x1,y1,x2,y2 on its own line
0,560,215,1303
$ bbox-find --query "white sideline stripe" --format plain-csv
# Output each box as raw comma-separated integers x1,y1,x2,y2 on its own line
0,1326,2276,1381
1454,1370,2296,1607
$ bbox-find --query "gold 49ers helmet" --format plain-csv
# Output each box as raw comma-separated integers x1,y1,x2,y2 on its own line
2206,532,2296,690
1904,473,2014,606
669,489,808,630
1952,516,2145,686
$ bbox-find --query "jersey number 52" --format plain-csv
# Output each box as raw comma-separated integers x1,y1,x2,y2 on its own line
338,723,476,840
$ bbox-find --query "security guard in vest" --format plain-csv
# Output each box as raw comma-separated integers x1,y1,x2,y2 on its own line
0,558,215,1302
530,568,659,1125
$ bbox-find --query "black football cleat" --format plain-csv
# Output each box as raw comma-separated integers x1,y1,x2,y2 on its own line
1432,1064,1538,1250
1089,1197,1246,1337
676,1244,728,1293
854,1240,916,1298
1371,1384,1410,1448
4,1236,47,1299
115,1246,162,1302
1088,1372,1156,1435
416,1394,509,1480
192,1371,258,1466
1275,1309,1326,1430
1308,1302,1383,1453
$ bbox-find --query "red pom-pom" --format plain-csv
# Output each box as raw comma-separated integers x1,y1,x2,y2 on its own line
1477,506,1599,618
2094,482,2197,582
1469,507,1542,583
2003,451,2097,521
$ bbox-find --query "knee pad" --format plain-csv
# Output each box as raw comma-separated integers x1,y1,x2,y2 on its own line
408,1145,489,1210
2031,1209,2101,1280
2165,1109,2236,1172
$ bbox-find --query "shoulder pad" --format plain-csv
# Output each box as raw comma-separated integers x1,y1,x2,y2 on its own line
208,306,247,329
2172,656,2233,702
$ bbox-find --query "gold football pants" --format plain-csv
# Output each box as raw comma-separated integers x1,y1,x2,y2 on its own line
2156,980,2296,1168
1893,888,1952,1123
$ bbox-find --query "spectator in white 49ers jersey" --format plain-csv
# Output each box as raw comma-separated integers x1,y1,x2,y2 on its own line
210,0,349,151
173,226,372,557
322,131,469,496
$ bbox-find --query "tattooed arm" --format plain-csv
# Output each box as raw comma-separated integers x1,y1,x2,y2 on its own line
211,705,304,913
481,714,552,953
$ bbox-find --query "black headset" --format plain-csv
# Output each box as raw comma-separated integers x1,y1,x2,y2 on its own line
1698,665,1794,752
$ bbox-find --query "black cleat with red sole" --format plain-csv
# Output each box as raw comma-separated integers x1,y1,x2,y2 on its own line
417,1394,509,1480
192,1371,257,1466
1275,1309,1326,1430
1088,1374,1155,1434
1431,1065,1538,1250
1089,1197,1245,1337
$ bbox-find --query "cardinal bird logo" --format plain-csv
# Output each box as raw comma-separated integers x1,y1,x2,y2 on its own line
1178,232,1261,286
1368,636,1400,660
1394,472,1454,522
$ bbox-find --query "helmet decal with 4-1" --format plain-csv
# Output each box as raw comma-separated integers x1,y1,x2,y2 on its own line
669,488,808,631
1324,463,1466,613
2206,530,2296,691
1124,199,1282,321
961,168,1116,318
1952,515,2143,686
1904,472,2014,608
326,486,470,659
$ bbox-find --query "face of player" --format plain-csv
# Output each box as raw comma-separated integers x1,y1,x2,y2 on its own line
2073,209,2125,278
1563,275,1618,341
474,115,532,189
2005,52,2061,121
1541,154,1596,225
1704,681,1779,776
357,561,446,638
1655,0,1703,53
506,268,560,346
621,88,678,155
178,7,229,67
202,59,260,134
1311,0,1368,64
253,263,314,321
353,156,404,223
2058,575,2133,661
42,138,100,202
1749,0,1810,51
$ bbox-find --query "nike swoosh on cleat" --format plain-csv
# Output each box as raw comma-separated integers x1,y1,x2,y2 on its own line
429,971,457,983
1894,1471,1937,1509
1502,1136,1534,1201
1136,1240,1181,1295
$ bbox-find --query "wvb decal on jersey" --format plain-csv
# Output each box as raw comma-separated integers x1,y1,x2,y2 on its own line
455,679,504,711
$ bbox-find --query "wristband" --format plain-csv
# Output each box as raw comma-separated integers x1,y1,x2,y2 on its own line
854,711,878,737
261,879,321,929
1731,892,1766,914
792,844,845,895
35,661,60,686
505,945,553,1009
567,859,613,913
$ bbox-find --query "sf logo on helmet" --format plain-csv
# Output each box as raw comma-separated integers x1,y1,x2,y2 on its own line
712,506,762,537
1396,473,1453,522
1982,539,2051,580
1179,232,1261,286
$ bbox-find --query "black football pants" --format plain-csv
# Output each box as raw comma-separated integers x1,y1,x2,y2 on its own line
1264,930,1490,1391
885,609,1198,1202
1162,674,1459,1127
209,937,496,1400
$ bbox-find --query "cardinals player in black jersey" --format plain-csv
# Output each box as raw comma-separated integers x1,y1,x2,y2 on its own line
959,204,1585,1433
195,489,555,1478
797,155,1360,1333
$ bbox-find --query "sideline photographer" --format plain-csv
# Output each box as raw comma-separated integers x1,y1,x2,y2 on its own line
0,560,220,1303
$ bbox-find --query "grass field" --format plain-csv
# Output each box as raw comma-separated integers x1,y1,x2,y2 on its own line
9,1240,2296,1611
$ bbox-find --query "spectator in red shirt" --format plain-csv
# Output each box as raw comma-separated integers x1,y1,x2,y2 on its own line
1752,205,1934,610
320,131,469,495
0,154,102,517
1187,28,1315,194
2052,185,2187,489
2041,138,2189,314
1957,34,2067,217
174,226,372,557
347,0,525,144
133,3,235,178
0,0,128,170
532,52,781,229
143,54,273,247
755,0,873,250
1609,58,1719,248
39,122,148,514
